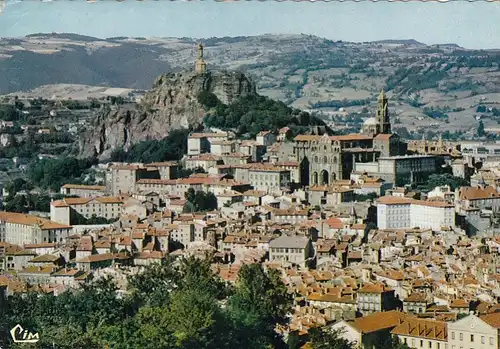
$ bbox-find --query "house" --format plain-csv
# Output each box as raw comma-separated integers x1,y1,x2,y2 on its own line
268,235,314,267
256,131,277,147
403,293,429,314
357,282,398,315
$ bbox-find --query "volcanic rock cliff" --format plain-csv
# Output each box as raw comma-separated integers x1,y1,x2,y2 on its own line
79,70,257,159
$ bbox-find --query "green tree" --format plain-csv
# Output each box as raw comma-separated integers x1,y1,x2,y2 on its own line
110,129,189,163
419,173,470,192
183,188,218,212
127,257,179,307
227,264,292,348
307,327,353,349
477,120,485,137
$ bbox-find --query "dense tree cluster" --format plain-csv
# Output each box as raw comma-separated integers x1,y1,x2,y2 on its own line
177,166,206,179
110,129,189,164
2,193,53,213
200,93,325,137
0,178,61,213
418,173,470,193
70,214,116,225
0,105,19,121
310,99,371,109
27,156,97,191
183,188,218,213
0,257,295,349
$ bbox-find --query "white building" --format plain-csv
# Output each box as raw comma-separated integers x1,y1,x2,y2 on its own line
377,196,455,231
0,212,72,245
448,313,500,349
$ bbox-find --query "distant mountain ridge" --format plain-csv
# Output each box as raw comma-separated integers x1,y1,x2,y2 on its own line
370,39,427,46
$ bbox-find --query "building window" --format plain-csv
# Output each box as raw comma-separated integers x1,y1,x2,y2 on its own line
459,333,463,341
490,337,494,345
470,335,474,342
481,336,485,344
452,332,455,340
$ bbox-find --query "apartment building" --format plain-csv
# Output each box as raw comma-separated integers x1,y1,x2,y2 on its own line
356,282,397,315
211,140,235,155
169,223,195,248
108,164,160,195
135,179,176,196
0,212,72,245
377,196,455,231
248,165,291,194
59,184,106,198
274,162,300,184
268,235,314,267
148,162,178,180
456,185,500,211
187,132,230,156
50,196,124,225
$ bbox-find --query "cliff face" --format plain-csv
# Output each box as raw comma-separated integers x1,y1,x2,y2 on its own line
79,70,256,159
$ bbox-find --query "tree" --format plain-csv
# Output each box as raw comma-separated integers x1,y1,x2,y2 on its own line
27,156,97,190
227,264,292,348
110,129,189,163
477,120,485,137
307,327,353,349
2,252,297,349
197,91,220,109
183,188,218,212
127,257,179,308
419,173,470,192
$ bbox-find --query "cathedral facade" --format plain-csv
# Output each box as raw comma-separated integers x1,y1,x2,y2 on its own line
293,90,403,186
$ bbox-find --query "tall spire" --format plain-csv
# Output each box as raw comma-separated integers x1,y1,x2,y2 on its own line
375,89,391,134
378,89,386,101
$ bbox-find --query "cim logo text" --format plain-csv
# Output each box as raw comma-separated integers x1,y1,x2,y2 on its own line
10,324,40,343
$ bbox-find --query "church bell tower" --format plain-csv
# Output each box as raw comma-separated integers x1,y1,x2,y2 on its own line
376,89,391,134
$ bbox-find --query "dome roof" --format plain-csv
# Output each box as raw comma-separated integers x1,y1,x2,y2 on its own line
363,117,377,126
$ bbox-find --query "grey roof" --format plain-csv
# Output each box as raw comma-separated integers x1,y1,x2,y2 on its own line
269,235,309,249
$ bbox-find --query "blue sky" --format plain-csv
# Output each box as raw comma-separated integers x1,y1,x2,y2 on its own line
1,0,499,49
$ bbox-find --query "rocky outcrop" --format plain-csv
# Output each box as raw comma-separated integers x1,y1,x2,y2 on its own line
79,70,256,159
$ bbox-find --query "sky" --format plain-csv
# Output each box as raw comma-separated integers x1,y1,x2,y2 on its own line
1,0,500,49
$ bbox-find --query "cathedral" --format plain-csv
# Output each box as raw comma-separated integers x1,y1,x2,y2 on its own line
294,90,405,186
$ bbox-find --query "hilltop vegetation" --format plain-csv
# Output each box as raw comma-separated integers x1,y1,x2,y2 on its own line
200,92,326,137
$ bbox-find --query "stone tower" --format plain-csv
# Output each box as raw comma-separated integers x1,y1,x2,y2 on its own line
195,43,207,74
376,89,391,134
